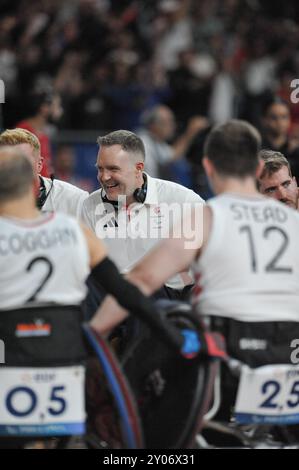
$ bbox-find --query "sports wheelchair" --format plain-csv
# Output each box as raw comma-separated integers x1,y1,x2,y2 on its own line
0,301,224,449
196,317,299,449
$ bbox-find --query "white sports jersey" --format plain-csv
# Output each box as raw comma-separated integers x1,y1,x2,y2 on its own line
42,177,88,219
0,213,90,310
192,193,299,322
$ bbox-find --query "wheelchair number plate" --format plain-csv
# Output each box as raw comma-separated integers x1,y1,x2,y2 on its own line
234,364,299,425
0,366,86,436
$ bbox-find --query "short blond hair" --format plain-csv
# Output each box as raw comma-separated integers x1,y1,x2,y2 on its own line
258,149,292,180
0,128,41,154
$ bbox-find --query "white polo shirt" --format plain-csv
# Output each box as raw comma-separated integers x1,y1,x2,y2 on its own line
82,174,204,289
42,177,89,219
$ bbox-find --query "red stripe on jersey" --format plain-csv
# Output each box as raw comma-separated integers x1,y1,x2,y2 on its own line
192,271,202,300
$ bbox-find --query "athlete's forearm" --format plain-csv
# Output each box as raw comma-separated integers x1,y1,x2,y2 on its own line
90,295,128,336
90,257,184,352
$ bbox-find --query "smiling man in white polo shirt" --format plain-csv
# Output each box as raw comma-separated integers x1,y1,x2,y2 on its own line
81,130,204,298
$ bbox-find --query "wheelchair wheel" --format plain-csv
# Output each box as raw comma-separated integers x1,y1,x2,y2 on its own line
83,325,144,449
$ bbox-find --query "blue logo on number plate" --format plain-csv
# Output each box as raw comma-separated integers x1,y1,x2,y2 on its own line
235,412,299,425
0,422,85,436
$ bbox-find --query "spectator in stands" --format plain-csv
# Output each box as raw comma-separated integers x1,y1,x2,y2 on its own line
261,97,299,181
168,48,214,126
137,104,209,179
16,89,63,177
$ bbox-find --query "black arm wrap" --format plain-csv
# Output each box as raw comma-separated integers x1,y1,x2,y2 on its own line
91,257,184,352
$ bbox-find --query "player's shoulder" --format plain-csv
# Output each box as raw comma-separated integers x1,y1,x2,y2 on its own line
51,210,78,226
82,188,103,208
280,200,299,220
265,198,299,228
152,176,204,203
260,195,299,213
53,178,88,196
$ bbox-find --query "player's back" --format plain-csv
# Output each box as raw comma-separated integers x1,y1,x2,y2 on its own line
193,193,299,322
0,212,90,310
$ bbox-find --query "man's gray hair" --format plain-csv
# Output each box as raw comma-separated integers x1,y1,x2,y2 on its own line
0,147,34,202
97,130,145,162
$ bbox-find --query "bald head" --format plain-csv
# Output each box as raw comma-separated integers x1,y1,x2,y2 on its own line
0,147,35,203
142,105,176,140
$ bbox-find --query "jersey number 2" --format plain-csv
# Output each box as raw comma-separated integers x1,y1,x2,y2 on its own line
26,256,54,302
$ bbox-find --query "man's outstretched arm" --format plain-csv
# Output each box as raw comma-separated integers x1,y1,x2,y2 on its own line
90,205,209,335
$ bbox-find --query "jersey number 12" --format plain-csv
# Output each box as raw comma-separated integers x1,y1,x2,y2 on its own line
240,225,292,273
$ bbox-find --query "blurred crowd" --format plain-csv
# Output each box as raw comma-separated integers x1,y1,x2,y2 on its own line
1,0,299,192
